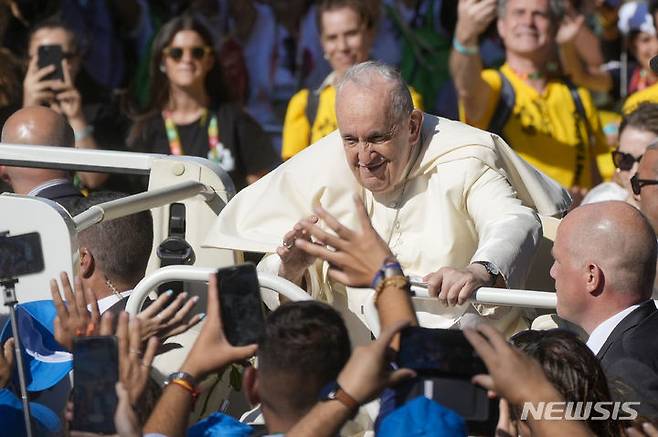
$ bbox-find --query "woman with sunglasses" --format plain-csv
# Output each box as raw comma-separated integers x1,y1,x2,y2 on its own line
583,102,658,206
128,14,280,191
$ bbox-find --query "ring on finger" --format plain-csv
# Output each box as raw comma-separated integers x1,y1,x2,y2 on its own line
130,348,142,357
283,240,294,249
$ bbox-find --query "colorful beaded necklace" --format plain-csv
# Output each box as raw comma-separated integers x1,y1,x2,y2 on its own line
163,109,219,156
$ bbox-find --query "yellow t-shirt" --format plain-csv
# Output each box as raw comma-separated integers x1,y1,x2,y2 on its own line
622,82,658,113
459,64,608,188
281,83,423,160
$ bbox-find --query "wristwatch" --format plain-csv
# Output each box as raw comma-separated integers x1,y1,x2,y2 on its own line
319,380,360,412
471,261,499,286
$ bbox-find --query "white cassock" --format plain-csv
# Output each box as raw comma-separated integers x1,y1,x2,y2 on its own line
204,115,570,342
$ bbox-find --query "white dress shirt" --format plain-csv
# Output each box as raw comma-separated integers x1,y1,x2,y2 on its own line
586,304,641,355
95,290,132,314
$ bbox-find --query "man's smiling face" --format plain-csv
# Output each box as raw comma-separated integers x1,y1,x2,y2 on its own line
336,79,420,194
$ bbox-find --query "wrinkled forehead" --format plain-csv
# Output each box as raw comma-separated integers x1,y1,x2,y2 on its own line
336,82,395,128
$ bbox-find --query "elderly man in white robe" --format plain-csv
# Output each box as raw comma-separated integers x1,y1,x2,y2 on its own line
206,61,569,342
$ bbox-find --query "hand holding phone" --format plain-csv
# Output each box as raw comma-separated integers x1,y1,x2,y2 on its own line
216,263,266,346
37,45,65,82
179,274,258,380
72,336,118,434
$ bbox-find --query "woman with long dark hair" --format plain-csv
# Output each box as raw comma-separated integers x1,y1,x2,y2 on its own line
128,14,279,191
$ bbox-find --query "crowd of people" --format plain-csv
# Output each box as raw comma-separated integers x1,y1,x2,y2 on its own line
1,0,658,436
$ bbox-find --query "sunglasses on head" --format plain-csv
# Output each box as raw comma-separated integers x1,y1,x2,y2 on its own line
611,150,643,171
630,173,658,195
163,46,212,62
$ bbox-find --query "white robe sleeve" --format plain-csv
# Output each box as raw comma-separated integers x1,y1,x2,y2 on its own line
466,165,542,288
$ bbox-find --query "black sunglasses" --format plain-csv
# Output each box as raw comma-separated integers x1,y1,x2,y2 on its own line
163,46,212,62
611,150,643,171
630,173,658,195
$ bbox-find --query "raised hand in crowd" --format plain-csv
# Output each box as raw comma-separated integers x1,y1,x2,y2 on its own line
277,214,320,286
144,274,257,437
136,290,204,343
50,271,108,351
454,0,497,47
50,60,84,127
295,196,393,287
22,55,61,108
0,337,15,389
295,196,417,336
114,312,159,405
464,323,591,437
287,321,416,437
68,383,141,437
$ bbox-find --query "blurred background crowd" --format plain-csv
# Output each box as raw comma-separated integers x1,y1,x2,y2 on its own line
2,0,658,203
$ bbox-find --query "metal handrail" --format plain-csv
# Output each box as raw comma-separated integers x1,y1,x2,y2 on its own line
73,181,215,231
125,265,312,315
0,144,236,194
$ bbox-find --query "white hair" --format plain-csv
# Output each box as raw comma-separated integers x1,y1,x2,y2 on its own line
335,61,413,124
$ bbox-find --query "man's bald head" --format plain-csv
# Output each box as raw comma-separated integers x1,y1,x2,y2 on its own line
1,106,74,147
0,107,74,195
560,201,656,299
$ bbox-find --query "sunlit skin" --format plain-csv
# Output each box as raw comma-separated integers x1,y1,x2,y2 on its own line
497,0,556,63
336,79,422,194
320,7,372,78
616,126,655,199
550,219,589,326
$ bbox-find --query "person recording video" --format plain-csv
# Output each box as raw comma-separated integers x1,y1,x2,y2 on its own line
22,18,129,191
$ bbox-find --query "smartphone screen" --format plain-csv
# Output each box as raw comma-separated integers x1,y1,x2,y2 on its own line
0,232,44,278
216,263,266,346
396,327,496,435
397,327,487,377
37,45,64,81
72,336,118,434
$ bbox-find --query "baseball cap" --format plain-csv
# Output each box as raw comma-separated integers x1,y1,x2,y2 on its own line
0,300,72,392
0,387,61,435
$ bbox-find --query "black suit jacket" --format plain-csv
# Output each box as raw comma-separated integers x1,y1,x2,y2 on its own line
597,300,658,418
35,181,83,213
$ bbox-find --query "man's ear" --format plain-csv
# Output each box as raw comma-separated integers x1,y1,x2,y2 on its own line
585,262,604,296
243,366,260,407
408,109,423,145
79,247,95,279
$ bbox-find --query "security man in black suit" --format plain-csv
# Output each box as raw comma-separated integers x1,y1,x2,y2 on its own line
551,200,658,418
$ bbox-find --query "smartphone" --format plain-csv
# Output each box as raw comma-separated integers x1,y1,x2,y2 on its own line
216,263,266,346
0,232,45,279
72,336,118,434
397,327,496,435
37,44,64,81
397,327,487,377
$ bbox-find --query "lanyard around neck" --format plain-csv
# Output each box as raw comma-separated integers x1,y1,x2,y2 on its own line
163,109,219,156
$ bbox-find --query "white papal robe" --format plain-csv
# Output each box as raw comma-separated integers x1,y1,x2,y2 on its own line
204,115,570,341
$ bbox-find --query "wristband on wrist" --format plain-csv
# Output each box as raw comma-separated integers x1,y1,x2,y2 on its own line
371,256,403,289
165,371,200,400
452,37,479,56
374,275,410,305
